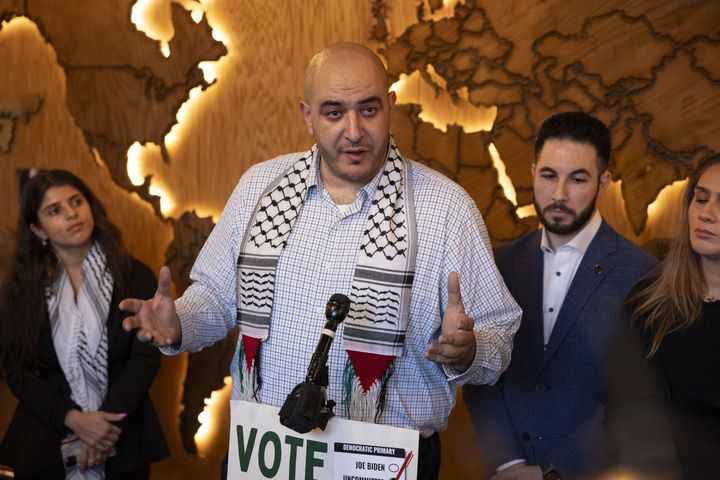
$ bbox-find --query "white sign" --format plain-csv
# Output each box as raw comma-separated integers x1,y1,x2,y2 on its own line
228,400,419,480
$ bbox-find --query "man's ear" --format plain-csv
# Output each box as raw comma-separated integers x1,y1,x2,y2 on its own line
387,90,397,112
531,162,537,180
598,169,612,197
299,101,314,136
29,223,47,242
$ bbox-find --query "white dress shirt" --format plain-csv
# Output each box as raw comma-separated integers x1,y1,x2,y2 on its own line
165,147,522,436
540,209,602,346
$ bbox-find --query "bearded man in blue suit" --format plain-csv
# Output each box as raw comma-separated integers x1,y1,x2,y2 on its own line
464,112,656,480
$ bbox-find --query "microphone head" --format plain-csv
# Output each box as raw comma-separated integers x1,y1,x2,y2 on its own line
325,294,350,323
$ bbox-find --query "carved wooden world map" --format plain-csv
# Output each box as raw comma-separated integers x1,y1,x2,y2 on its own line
2,0,718,249
1,0,226,210
379,0,719,239
0,95,42,153
1,0,718,461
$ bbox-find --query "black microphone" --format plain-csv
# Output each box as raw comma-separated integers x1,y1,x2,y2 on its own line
278,293,350,433
305,293,350,384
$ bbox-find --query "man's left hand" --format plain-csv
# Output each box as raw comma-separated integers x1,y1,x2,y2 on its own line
491,464,543,480
425,272,476,371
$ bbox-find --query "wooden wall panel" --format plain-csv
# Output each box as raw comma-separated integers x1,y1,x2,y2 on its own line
1,1,718,479
136,0,381,220
0,18,174,272
382,0,720,238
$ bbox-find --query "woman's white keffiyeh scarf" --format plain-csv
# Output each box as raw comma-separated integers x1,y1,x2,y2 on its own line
47,242,112,479
236,137,416,422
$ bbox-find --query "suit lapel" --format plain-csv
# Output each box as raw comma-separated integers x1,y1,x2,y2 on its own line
518,231,546,367
541,221,618,369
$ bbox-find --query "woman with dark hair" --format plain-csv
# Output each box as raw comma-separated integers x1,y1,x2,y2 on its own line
0,170,168,479
606,157,720,479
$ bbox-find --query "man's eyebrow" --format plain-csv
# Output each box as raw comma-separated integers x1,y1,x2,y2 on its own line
537,167,591,176
319,96,382,109
358,96,382,105
319,100,344,110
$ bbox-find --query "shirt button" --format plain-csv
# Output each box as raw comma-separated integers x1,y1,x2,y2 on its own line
555,271,561,276
535,383,546,393
548,307,554,313
325,262,332,271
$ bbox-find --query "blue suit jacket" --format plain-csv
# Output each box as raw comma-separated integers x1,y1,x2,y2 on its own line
464,220,656,478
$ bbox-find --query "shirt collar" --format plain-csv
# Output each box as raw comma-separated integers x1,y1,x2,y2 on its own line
540,208,602,254
306,145,321,190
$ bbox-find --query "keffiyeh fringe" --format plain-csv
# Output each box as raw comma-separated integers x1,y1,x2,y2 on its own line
342,357,394,423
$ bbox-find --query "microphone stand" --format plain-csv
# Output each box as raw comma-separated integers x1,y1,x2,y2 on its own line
278,294,350,434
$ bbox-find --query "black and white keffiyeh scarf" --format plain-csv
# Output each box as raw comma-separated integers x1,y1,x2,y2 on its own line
47,242,111,479
236,137,416,422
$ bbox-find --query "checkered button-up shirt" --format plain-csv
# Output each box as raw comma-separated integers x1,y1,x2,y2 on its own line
170,147,521,436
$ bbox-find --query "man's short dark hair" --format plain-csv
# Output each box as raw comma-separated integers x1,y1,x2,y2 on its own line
535,111,611,171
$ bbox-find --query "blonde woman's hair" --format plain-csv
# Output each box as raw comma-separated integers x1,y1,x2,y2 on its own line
630,155,720,356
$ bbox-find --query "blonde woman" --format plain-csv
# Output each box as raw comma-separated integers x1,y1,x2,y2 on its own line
606,156,720,479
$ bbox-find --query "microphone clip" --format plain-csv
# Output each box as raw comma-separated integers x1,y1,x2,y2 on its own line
278,293,350,434
278,366,336,433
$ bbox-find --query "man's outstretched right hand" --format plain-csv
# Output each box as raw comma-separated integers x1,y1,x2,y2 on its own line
120,266,182,346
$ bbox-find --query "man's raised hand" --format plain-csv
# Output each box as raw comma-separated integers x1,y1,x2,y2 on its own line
120,266,181,346
425,272,476,371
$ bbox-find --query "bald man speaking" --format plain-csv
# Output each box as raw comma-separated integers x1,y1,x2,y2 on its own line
121,43,520,479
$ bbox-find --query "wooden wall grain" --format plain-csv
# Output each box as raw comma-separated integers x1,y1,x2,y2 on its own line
1,1,718,478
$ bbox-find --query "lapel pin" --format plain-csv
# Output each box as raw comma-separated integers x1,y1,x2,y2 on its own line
594,263,603,274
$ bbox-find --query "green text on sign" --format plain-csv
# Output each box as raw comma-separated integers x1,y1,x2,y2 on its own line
236,426,327,480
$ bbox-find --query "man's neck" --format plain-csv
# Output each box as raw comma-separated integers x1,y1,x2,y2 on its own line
324,182,360,205
543,210,600,252
546,230,577,251
318,159,381,205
